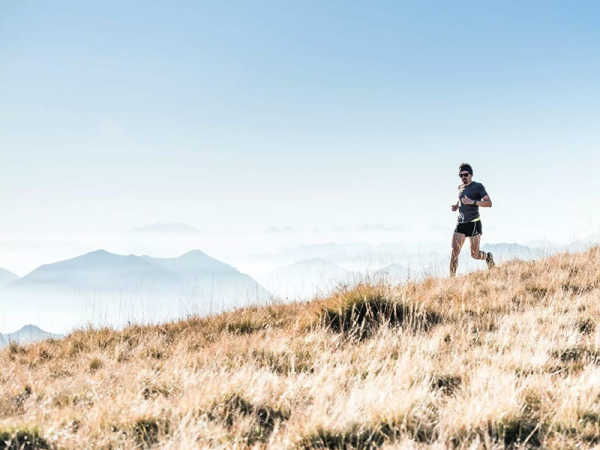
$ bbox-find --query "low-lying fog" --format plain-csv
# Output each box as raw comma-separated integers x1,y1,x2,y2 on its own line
0,226,594,335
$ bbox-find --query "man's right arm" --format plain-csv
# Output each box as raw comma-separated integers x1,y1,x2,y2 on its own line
451,185,461,211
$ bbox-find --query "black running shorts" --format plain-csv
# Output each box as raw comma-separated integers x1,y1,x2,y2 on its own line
455,220,482,236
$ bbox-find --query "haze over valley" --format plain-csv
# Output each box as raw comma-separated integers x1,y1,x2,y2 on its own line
0,223,596,336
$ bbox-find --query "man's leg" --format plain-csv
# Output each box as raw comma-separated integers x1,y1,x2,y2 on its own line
450,232,466,277
470,235,495,269
469,235,487,260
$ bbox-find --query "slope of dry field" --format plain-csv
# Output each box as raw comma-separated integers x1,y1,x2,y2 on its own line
1,248,599,449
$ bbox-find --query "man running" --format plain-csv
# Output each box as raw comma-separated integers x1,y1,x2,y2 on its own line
450,163,495,276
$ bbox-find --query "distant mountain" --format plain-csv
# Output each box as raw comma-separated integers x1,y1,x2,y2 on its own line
0,268,18,286
0,325,62,348
480,243,548,261
141,250,239,276
266,243,378,263
251,242,444,274
11,250,179,291
131,222,201,234
260,258,358,300
368,243,551,281
4,249,272,331
11,249,270,296
430,242,552,277
374,263,413,283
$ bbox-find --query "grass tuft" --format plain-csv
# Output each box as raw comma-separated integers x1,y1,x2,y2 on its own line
226,319,266,335
130,418,169,448
576,318,595,335
298,415,438,449
431,375,462,396
133,419,161,448
208,393,289,444
8,342,26,355
0,428,50,450
250,348,314,375
552,346,600,364
451,416,543,448
88,357,103,372
318,284,442,339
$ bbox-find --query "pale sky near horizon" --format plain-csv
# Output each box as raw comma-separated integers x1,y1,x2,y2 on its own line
1,1,599,274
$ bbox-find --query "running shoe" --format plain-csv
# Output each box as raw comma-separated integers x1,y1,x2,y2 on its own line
486,251,495,269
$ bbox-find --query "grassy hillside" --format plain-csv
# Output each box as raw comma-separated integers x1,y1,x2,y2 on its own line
1,248,599,449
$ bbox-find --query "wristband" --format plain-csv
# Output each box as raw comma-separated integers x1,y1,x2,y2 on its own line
474,201,478,206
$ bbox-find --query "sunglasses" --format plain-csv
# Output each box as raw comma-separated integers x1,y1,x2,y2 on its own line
459,172,471,178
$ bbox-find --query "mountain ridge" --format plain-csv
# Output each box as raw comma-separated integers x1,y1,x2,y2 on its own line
2,249,272,332
0,267,18,286
0,324,62,348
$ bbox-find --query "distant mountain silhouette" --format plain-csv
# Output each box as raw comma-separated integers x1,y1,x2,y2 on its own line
0,268,18,286
432,242,551,276
0,324,62,348
481,243,547,260
11,249,269,295
141,250,239,276
11,250,179,291
4,249,272,331
130,222,201,234
374,263,412,283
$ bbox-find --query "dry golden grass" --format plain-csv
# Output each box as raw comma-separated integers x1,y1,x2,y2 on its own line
1,248,599,449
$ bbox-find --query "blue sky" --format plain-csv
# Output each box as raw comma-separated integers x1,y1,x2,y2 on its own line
1,1,599,265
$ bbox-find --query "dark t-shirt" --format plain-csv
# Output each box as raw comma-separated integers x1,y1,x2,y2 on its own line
457,181,487,223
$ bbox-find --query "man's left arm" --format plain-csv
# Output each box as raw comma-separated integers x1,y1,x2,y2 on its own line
476,194,492,207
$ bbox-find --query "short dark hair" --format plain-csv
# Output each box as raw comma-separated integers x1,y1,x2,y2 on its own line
459,163,473,175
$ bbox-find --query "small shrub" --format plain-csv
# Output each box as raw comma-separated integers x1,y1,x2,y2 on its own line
552,347,600,364
544,363,585,376
14,386,32,408
52,391,71,409
320,285,442,339
225,320,265,335
297,424,391,449
133,419,160,448
116,351,130,363
298,416,438,449
89,358,103,372
0,428,50,450
208,393,289,444
37,349,52,362
8,343,25,355
145,348,166,360
141,384,170,400
576,318,595,335
451,416,543,448
251,349,314,375
49,366,72,379
525,286,549,299
561,283,595,295
500,417,542,447
68,341,87,357
580,412,600,425
0,386,32,418
94,332,116,350
121,333,140,348
69,420,80,434
431,375,462,396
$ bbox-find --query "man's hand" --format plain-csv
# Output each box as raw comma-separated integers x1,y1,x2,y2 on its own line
462,196,475,205
451,204,458,211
